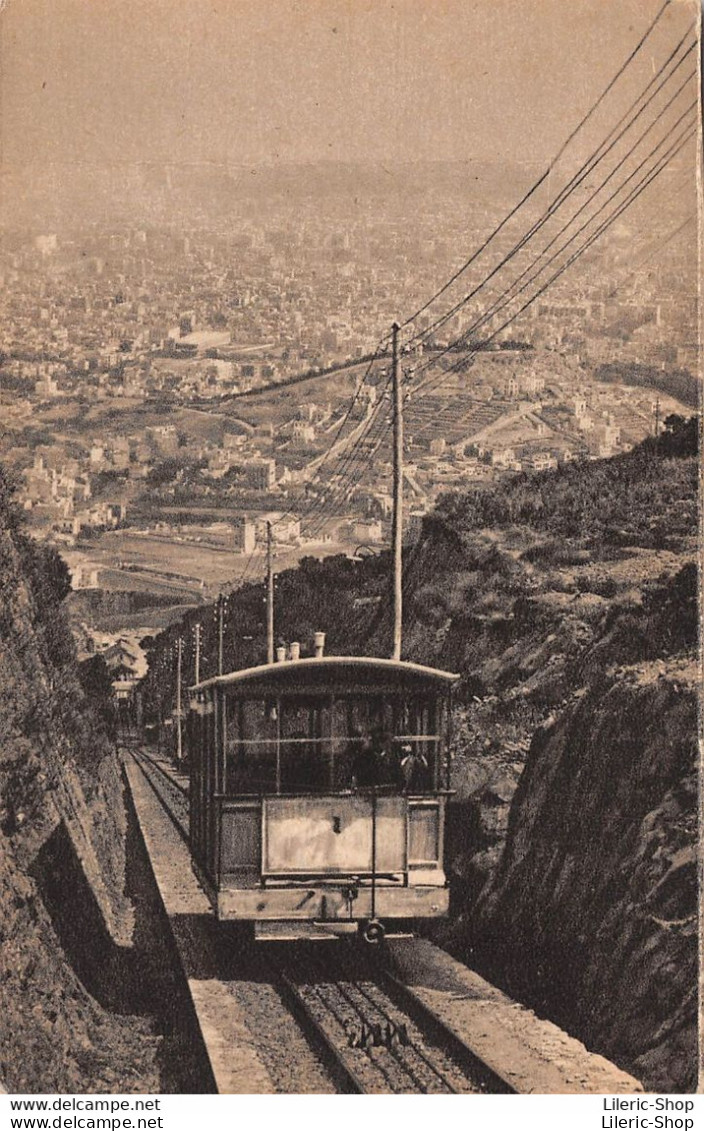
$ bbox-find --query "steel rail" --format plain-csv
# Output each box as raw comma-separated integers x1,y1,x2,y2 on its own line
123,744,518,1094
125,747,190,843
378,965,518,1094
275,967,369,1094
303,947,461,1094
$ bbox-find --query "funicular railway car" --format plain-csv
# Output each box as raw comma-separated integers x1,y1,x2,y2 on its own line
187,654,459,941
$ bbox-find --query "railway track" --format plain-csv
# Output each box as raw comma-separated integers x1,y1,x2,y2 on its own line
272,943,516,1094
122,742,189,836
123,742,516,1094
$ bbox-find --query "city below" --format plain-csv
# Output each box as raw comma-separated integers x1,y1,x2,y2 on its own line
0,160,698,667
0,0,700,1098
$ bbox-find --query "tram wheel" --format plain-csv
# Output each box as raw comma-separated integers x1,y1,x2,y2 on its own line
361,918,385,945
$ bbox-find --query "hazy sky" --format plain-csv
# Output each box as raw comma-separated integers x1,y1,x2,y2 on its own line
0,0,697,170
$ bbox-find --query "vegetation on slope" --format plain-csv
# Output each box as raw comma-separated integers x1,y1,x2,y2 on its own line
140,419,699,1090
432,417,698,550
141,416,699,712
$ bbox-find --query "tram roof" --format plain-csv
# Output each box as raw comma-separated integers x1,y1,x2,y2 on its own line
190,655,460,694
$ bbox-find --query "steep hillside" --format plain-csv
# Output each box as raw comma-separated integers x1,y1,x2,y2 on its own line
399,437,700,1091
470,652,698,1093
0,468,160,1092
142,423,699,1092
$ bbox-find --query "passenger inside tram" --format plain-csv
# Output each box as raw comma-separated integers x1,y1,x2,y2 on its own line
399,743,431,791
351,725,404,789
222,691,437,795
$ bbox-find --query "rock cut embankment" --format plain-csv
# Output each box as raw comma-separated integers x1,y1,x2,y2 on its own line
0,472,160,1092
470,657,698,1092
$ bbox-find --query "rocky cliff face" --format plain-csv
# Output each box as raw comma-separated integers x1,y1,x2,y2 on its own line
466,657,698,1092
436,556,700,1094
0,474,159,1092
397,454,699,1093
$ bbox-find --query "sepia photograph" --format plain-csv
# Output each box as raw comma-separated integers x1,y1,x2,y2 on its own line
0,0,700,1101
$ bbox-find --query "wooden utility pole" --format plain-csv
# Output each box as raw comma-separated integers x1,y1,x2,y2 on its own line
175,637,183,763
217,597,224,675
654,397,661,440
391,321,403,661
266,522,275,664
193,622,201,684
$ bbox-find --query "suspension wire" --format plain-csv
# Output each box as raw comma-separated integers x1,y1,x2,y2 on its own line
209,342,390,598
216,379,393,608
613,208,695,282
297,375,395,540
471,94,698,333
268,333,390,528
399,0,674,331
284,387,389,533
405,73,697,394
248,92,693,567
209,6,688,571
301,410,392,542
410,133,696,415
404,33,697,358
417,98,698,385
184,119,692,624
295,390,391,528
227,543,261,592
410,124,696,408
156,1,689,657
301,353,431,545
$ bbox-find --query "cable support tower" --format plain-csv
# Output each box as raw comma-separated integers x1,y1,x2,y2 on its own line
216,6,691,564
203,0,693,612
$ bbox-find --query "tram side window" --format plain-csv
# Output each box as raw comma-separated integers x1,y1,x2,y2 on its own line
330,697,365,790
224,696,277,794
398,695,437,792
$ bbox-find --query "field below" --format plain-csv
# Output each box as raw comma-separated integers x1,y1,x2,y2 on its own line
63,527,362,634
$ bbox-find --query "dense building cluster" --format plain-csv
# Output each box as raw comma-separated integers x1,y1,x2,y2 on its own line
0,167,696,610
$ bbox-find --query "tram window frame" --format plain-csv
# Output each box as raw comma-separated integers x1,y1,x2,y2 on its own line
278,695,330,792
219,686,445,797
223,695,278,795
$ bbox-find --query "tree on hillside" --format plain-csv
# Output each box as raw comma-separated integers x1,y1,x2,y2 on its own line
77,655,116,737
659,415,699,457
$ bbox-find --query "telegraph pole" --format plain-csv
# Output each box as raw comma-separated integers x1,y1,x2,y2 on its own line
175,637,183,764
654,396,661,441
194,622,201,684
391,321,403,662
266,522,275,664
217,597,224,675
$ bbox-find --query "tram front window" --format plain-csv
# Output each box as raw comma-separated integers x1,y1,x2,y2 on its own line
279,697,328,792
222,690,440,796
330,695,388,790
